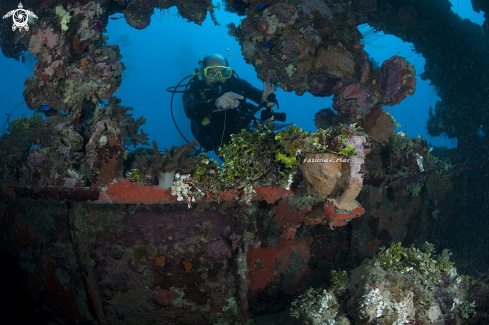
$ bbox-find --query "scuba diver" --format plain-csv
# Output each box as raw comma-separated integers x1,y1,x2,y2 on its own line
167,53,287,158
183,53,278,155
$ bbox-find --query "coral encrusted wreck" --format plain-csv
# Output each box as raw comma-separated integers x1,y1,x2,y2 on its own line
290,242,476,324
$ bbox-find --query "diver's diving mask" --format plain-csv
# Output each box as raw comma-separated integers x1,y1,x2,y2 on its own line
203,66,233,79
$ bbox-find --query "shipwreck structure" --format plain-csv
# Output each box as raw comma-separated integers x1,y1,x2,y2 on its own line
0,0,488,324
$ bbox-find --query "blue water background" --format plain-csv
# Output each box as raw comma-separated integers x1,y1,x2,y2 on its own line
0,1,483,162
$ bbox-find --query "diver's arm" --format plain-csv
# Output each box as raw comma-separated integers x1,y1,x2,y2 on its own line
183,88,218,121
235,78,264,105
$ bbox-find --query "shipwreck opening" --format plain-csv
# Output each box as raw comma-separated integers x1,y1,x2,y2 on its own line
104,5,330,162
101,6,463,163
0,2,462,155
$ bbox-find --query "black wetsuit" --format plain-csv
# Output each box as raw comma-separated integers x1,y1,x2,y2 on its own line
182,75,263,153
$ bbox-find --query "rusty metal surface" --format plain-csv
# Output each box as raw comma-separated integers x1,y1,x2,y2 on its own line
0,178,433,324
1,184,100,202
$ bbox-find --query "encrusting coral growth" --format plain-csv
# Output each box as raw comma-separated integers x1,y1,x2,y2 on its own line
227,0,416,128
94,97,149,147
290,242,476,324
23,1,123,121
0,95,148,187
217,119,303,189
123,120,370,209
186,121,365,198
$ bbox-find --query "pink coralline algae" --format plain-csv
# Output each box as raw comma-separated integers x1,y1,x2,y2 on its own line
26,146,46,167
1,97,147,187
307,71,340,97
28,28,60,55
335,135,372,210
24,45,123,116
20,144,83,186
332,79,378,122
346,136,371,186
23,1,121,117
7,116,88,187
331,56,416,122
43,60,61,77
50,121,84,152
71,2,100,41
380,55,416,106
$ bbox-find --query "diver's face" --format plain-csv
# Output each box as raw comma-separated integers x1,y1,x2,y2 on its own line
204,58,227,86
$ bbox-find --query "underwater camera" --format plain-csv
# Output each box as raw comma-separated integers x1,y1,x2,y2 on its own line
260,107,286,122
250,93,286,122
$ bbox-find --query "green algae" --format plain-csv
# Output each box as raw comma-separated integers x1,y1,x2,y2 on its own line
330,269,348,289
7,112,42,134
373,242,456,285
126,168,143,184
217,119,299,188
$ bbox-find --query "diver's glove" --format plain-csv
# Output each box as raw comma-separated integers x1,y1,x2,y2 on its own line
214,92,244,112
262,81,276,108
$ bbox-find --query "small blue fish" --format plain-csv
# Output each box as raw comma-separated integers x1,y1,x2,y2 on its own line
312,29,319,36
39,105,51,111
262,41,273,48
256,3,266,9
271,121,293,131
258,120,293,131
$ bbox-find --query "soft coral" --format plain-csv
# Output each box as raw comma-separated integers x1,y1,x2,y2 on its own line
135,141,202,190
